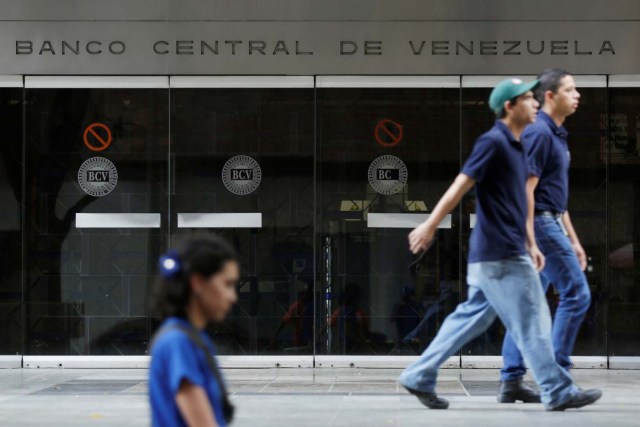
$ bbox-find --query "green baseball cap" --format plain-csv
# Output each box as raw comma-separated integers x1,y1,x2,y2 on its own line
489,78,539,115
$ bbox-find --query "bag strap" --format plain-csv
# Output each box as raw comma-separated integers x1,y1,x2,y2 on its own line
151,323,235,423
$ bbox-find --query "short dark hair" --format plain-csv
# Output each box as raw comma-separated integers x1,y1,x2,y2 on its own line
498,95,520,119
535,68,571,106
152,234,239,320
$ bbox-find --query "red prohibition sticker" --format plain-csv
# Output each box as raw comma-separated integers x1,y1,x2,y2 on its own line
83,123,112,152
374,119,404,147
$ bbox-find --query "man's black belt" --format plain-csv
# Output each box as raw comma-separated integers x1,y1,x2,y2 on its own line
535,210,563,218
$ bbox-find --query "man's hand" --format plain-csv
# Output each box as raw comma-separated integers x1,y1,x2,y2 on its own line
528,245,545,272
408,222,435,254
572,242,587,271
406,173,475,255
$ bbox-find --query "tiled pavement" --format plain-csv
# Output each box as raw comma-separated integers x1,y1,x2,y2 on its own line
0,368,638,426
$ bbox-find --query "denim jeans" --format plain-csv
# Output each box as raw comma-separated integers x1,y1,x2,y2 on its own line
501,216,592,381
398,255,577,409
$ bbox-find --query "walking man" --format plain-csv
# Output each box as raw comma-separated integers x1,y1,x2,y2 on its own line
398,78,601,411
499,69,592,403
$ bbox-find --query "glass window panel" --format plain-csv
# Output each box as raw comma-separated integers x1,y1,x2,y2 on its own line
0,87,23,356
608,87,640,356
25,87,168,355
317,86,461,355
563,87,607,358
0,74,623,364
170,88,314,355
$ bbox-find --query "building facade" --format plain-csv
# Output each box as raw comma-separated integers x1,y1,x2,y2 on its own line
1,0,639,368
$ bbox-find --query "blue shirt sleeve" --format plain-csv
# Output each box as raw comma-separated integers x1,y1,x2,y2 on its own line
523,130,551,178
461,136,497,182
160,332,207,394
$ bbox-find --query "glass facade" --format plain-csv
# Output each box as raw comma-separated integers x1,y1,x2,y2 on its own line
1,75,639,361
25,87,168,355
170,87,314,355
0,86,23,357
317,87,460,355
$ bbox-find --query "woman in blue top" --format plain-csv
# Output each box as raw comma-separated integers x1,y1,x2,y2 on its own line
149,235,239,427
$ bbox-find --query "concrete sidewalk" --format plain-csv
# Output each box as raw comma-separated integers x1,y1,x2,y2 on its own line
0,368,638,426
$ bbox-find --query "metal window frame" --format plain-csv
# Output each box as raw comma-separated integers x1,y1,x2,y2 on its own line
0,75,23,88
170,75,314,88
610,357,640,369
0,355,22,369
462,75,605,88
15,355,640,370
459,355,608,369
573,75,607,88
23,356,150,369
316,75,460,88
462,75,537,88
314,355,460,369
21,355,314,369
609,75,640,87
25,76,169,89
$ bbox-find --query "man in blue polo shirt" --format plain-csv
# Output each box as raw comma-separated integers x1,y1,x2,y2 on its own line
499,69,592,403
398,78,602,411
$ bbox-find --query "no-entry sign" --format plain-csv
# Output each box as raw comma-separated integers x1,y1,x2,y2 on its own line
374,119,404,147
83,123,112,152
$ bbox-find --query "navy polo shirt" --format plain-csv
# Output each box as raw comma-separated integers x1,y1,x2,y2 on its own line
522,111,570,213
462,121,529,263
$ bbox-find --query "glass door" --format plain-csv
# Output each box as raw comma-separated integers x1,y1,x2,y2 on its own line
0,76,23,367
316,76,462,362
169,76,315,357
605,75,640,364
24,76,168,356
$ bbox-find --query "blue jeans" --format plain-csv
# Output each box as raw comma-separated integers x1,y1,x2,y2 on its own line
398,256,577,409
501,216,592,381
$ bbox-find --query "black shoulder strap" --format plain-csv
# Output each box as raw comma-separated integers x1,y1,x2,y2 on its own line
151,324,235,424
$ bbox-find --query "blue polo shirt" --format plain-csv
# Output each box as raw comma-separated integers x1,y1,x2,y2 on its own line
522,111,570,213
149,317,227,427
462,121,529,263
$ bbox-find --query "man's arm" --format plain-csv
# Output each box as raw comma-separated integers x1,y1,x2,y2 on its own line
526,176,545,271
408,173,475,254
562,211,587,271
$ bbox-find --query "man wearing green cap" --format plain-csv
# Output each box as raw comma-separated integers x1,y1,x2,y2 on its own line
398,78,602,411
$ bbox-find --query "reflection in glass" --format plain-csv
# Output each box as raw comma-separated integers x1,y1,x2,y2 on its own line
317,88,461,355
170,88,314,355
608,88,640,356
25,88,167,355
0,78,632,360
0,88,23,356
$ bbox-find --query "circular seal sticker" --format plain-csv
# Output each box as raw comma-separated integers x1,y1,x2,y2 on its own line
368,155,408,195
222,155,262,196
77,157,118,197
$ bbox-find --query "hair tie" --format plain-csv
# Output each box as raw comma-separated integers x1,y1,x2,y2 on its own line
159,250,182,279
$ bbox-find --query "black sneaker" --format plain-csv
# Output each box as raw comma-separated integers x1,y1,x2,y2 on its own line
549,389,602,411
403,386,449,409
497,378,541,403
